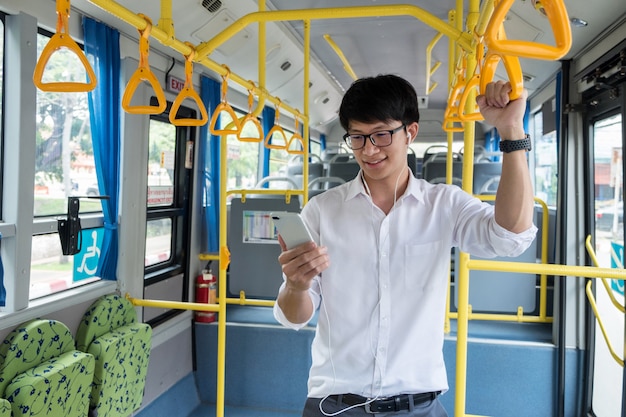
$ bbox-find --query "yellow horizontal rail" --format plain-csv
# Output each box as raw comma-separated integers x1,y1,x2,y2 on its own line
126,294,220,312
195,5,473,59
447,311,553,323
227,291,275,307
466,259,626,281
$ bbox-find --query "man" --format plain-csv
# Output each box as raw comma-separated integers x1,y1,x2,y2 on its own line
273,74,537,417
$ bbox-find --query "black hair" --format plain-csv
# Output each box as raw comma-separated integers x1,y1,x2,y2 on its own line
338,74,420,130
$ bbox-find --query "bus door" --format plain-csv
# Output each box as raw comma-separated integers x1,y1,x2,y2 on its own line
587,74,625,417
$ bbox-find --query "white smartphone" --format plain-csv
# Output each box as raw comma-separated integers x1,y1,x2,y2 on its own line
270,212,314,249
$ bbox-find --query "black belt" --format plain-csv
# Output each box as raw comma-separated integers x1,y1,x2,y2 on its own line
331,391,440,414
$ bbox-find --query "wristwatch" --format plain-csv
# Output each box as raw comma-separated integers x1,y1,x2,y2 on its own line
499,134,532,153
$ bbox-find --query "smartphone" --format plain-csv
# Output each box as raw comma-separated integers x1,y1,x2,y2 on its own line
270,212,314,249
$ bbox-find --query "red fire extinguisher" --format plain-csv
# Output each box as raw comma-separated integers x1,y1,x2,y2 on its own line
195,263,217,323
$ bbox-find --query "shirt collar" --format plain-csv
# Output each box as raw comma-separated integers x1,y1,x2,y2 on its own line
344,169,424,203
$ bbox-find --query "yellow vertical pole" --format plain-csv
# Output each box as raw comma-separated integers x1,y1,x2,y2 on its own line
444,9,457,334
303,19,311,205
455,0,479,415
255,0,267,117
215,131,230,417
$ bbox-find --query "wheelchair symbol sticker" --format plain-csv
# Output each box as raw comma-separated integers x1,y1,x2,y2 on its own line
73,228,104,282
610,241,625,296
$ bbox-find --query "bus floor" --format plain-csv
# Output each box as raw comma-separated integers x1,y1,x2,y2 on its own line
189,404,300,417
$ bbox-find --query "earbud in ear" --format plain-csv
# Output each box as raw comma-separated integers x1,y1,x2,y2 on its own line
406,134,411,144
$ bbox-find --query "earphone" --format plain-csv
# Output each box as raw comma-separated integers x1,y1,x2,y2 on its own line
406,133,411,144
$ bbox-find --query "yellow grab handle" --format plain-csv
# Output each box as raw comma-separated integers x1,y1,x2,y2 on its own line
33,0,97,92
287,133,305,154
442,78,465,130
170,87,209,126
236,84,264,142
264,125,288,150
485,0,572,60
209,103,242,135
286,114,305,154
209,66,241,135
442,120,465,133
458,74,483,122
263,100,287,149
480,51,524,100
122,15,167,115
170,44,209,126
237,114,264,142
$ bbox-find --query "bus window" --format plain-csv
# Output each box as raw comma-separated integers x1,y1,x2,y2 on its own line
33,31,99,214
310,138,321,159
532,108,558,207
222,109,262,189
30,30,102,299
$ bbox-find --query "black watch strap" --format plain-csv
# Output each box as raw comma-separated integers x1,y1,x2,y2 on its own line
499,134,532,153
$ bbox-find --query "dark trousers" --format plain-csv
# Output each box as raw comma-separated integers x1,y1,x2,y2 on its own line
302,396,449,417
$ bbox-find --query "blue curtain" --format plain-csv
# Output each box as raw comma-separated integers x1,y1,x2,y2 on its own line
200,76,222,253
261,106,276,179
84,17,121,280
320,133,327,152
0,234,5,307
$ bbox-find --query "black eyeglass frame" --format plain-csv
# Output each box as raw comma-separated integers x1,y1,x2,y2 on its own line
342,124,406,150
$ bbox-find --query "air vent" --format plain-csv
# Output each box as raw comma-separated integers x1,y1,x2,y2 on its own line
322,97,330,104
522,73,535,82
280,61,292,71
202,0,222,13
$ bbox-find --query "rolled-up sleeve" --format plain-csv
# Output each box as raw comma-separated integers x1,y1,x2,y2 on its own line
453,191,538,258
273,278,321,330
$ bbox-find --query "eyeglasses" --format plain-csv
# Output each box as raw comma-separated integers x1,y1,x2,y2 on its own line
342,124,406,150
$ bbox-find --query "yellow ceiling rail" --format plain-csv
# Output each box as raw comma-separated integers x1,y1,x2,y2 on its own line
425,32,443,95
34,0,97,92
88,0,305,122
323,34,358,80
122,14,167,114
194,5,473,59
169,43,209,126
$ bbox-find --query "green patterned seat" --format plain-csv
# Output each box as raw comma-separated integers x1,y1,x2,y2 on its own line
0,398,10,417
76,294,152,417
0,319,95,417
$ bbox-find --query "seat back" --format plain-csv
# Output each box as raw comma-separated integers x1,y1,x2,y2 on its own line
0,399,9,417
76,294,152,417
0,319,94,417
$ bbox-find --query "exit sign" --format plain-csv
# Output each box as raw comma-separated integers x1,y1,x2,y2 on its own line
167,75,186,93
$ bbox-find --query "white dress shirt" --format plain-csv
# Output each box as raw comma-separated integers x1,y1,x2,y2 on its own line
274,172,537,399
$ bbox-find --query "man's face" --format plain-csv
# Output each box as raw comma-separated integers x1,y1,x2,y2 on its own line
347,120,413,184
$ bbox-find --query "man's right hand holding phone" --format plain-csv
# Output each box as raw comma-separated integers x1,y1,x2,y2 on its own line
276,237,329,324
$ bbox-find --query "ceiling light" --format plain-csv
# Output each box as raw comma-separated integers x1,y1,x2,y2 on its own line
570,17,588,27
